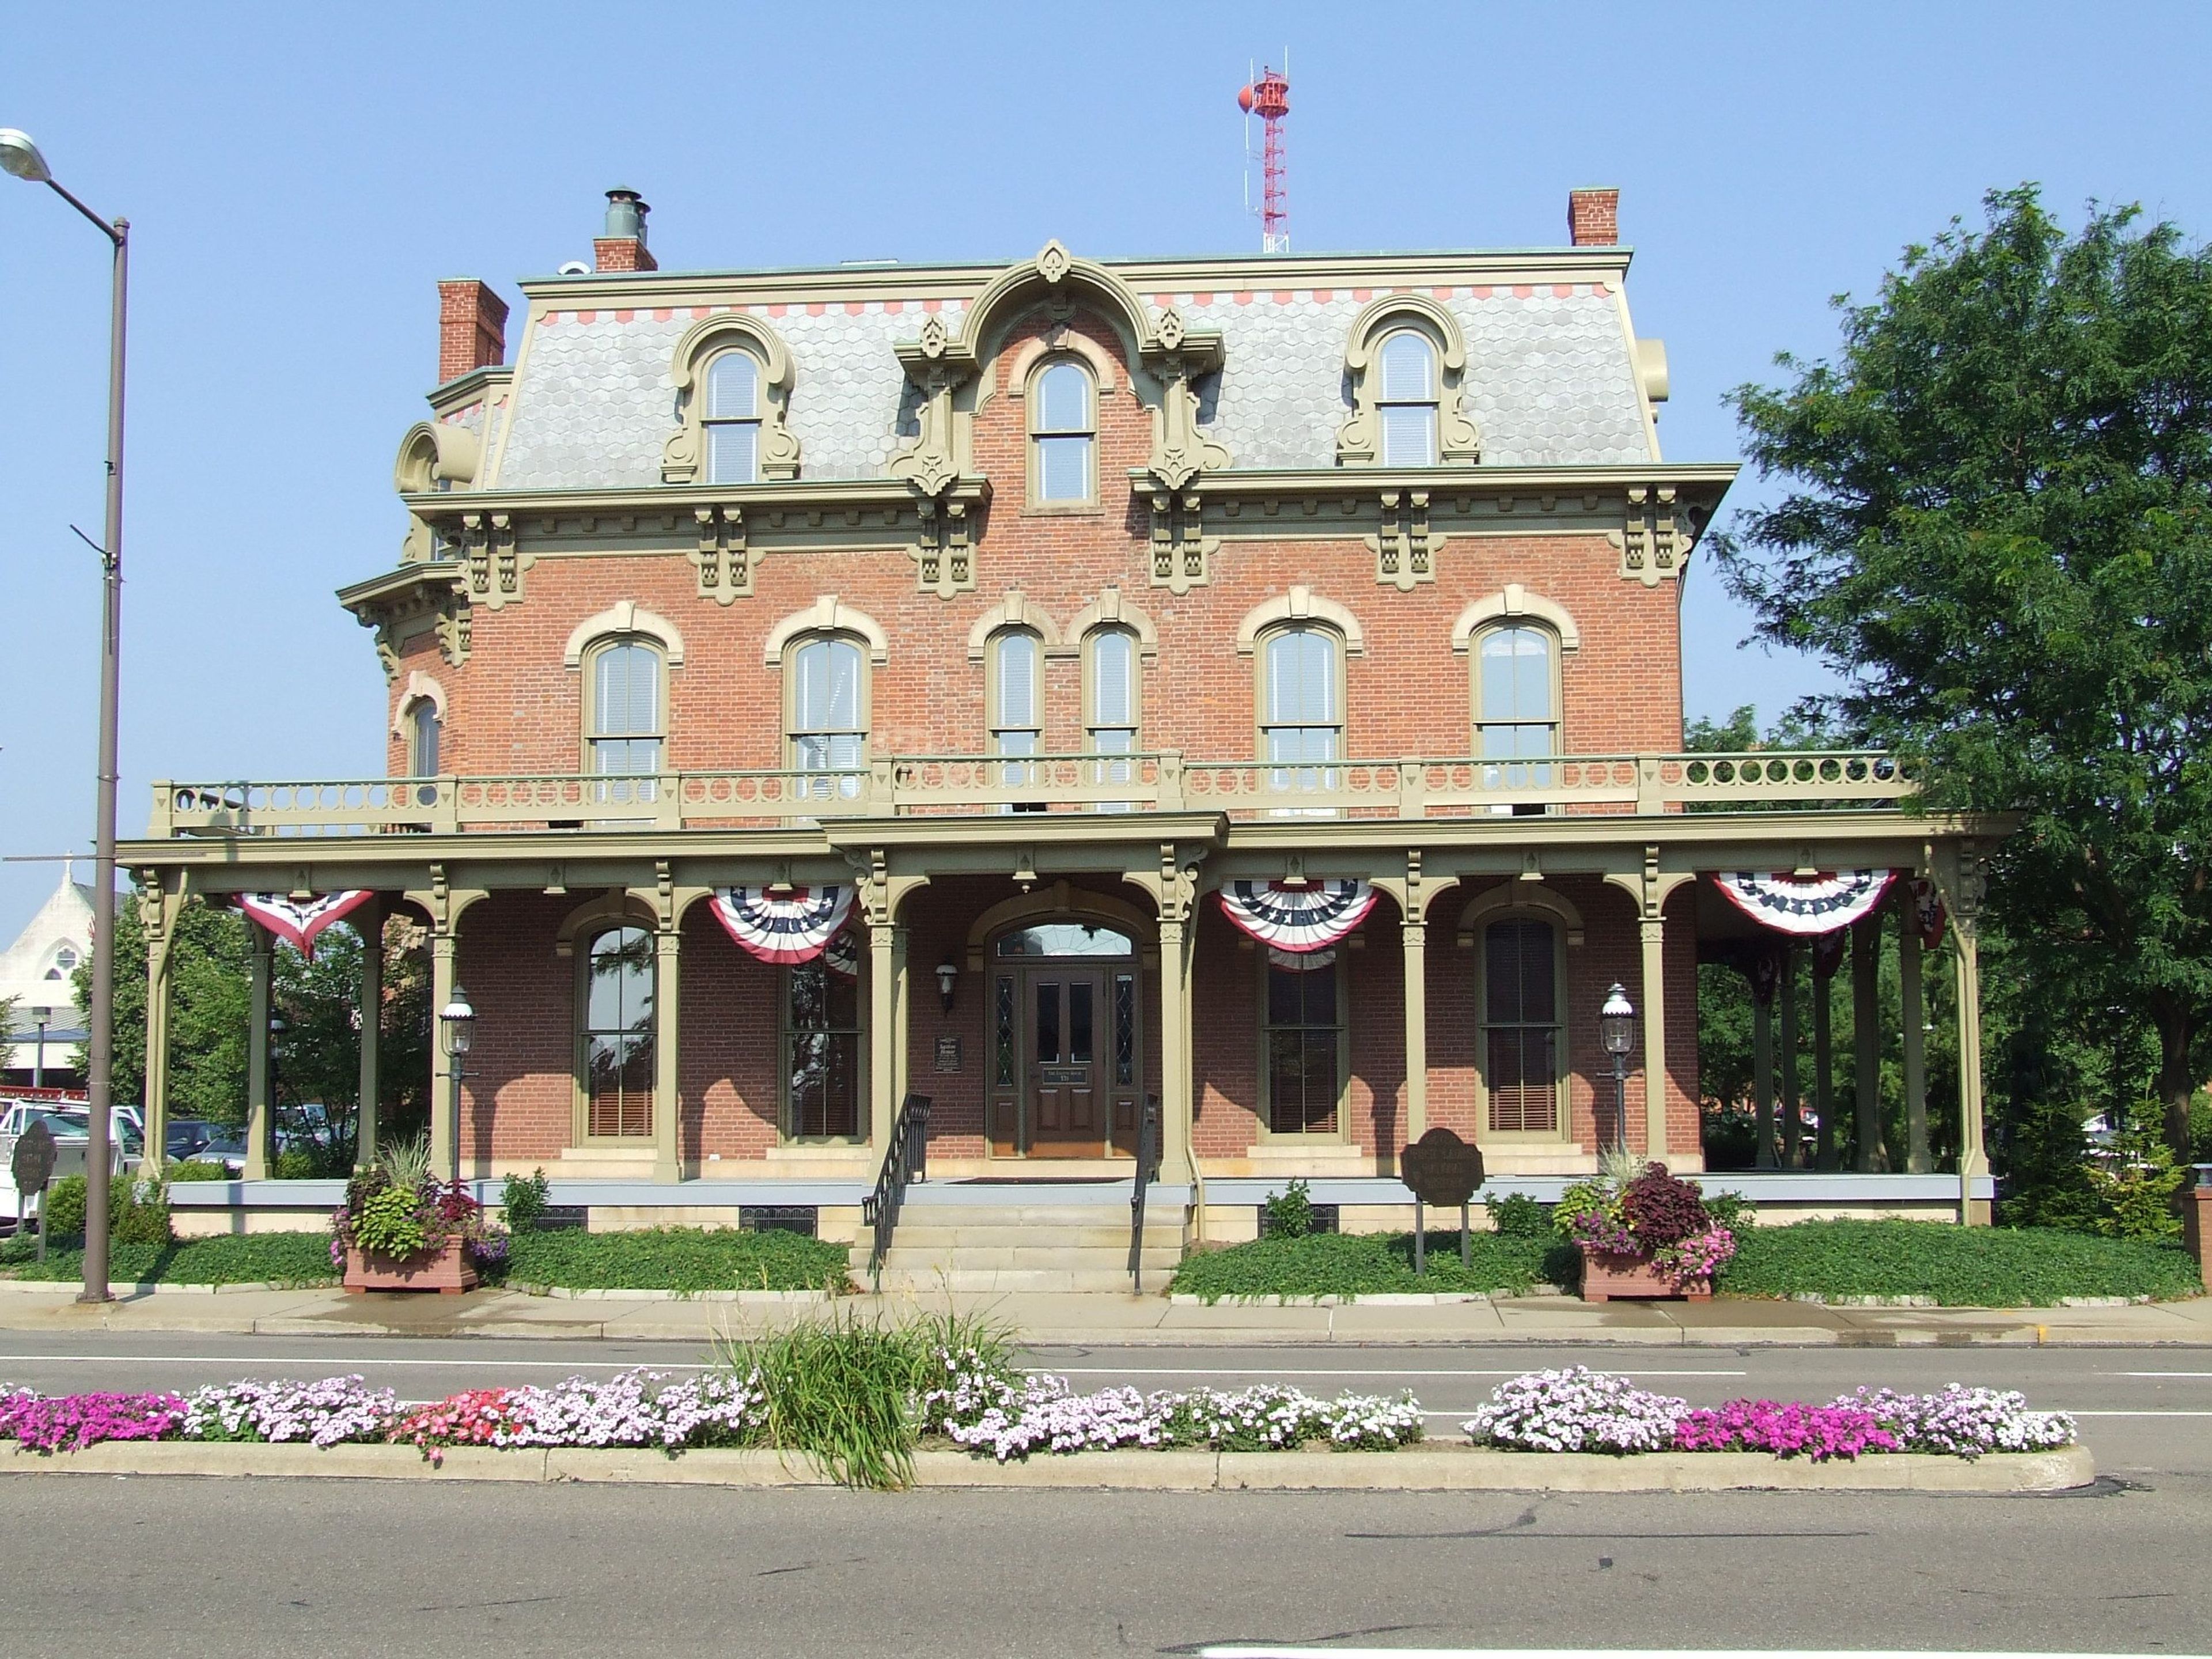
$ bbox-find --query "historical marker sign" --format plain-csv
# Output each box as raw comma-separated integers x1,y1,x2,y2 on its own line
934,1035,963,1074
1399,1126,1484,1207
10,1119,57,1200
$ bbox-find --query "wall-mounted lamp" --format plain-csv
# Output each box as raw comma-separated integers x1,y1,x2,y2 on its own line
935,958,959,1013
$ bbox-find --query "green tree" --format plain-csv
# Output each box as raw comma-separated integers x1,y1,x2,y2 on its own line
1719,187,2212,1158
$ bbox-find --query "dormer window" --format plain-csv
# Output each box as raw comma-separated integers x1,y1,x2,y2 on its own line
1377,332,1439,465
704,350,762,484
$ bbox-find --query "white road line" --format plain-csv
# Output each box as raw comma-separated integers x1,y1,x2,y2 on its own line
0,1354,711,1369
1201,1651,2210,1659
1051,1368,1748,1379
2066,1410,2212,1417
2106,1370,2212,1377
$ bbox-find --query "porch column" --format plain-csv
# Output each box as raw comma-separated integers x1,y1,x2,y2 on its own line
869,921,897,1152
354,899,384,1172
1949,847,1991,1225
653,921,682,1183
891,925,912,1110
1156,912,1195,1185
1752,957,1777,1171
245,926,272,1181
1638,913,1668,1160
1779,942,1802,1167
1813,941,1837,1171
428,924,459,1179
138,882,179,1179
1852,918,1883,1171
1899,882,1931,1173
1402,916,1428,1146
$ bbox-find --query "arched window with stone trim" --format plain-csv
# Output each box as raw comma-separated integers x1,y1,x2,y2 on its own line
1376,331,1440,465
408,697,442,777
703,349,763,484
1475,622,1560,813
787,633,868,797
1084,624,1139,804
1029,357,1096,505
1259,622,1343,801
987,627,1044,810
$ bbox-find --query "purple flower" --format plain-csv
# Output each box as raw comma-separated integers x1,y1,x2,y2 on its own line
0,1389,185,1454
1675,1399,1899,1460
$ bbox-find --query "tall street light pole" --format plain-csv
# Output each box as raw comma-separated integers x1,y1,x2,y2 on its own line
2,128,128,1304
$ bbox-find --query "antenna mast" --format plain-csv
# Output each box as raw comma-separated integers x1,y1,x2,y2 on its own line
1237,61,1290,255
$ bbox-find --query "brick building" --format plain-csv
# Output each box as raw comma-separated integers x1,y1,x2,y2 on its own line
128,190,1999,1268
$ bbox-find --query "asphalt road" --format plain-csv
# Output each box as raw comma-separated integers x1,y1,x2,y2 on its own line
2,1331,2209,1479
0,1476,2206,1657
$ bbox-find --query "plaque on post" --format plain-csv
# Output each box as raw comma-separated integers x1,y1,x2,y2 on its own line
10,1120,59,1265
1398,1126,1485,1275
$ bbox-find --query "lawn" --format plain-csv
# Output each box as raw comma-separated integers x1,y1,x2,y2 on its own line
0,1231,339,1287
1168,1219,2205,1306
501,1226,855,1294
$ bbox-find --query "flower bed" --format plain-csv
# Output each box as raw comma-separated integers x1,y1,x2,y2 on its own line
0,1353,2077,1484
1463,1366,2075,1460
1556,1163,1738,1296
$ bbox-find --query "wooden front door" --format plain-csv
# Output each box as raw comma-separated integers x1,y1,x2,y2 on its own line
1026,969,1107,1156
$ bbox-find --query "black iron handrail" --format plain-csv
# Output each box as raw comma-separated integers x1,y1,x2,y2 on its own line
862,1092,930,1286
1128,1094,1162,1290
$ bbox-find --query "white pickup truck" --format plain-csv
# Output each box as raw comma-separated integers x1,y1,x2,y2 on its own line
0,1102,141,1226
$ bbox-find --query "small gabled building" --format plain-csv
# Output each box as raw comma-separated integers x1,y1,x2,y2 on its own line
126,189,2000,1266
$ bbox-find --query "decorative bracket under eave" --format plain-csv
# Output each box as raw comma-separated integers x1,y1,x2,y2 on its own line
1367,488,1448,590
689,505,752,605
1609,484,1699,587
1147,488,1218,594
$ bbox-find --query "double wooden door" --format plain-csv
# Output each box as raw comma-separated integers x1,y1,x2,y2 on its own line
987,961,1141,1157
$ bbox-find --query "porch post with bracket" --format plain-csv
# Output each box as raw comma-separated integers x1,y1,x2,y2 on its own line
1402,914,1429,1147
1898,881,1931,1173
869,921,897,1151
245,926,272,1181
1752,963,1777,1171
1852,918,1883,1171
1156,912,1195,1184
1779,942,1802,1166
427,926,459,1178
137,882,179,1181
1813,946,1837,1171
1606,850,1686,1165
652,922,682,1183
891,924,912,1109
1944,844,1991,1225
354,897,384,1172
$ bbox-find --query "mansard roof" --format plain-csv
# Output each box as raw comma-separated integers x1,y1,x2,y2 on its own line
483,244,1661,493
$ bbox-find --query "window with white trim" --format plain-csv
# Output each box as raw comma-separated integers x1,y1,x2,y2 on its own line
1260,623,1342,786
1475,623,1559,813
1085,626,1138,806
988,628,1043,810
586,641,664,812
704,350,763,484
1377,331,1440,465
787,634,866,796
1029,358,1095,505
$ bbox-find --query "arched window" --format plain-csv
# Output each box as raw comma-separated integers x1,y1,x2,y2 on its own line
408,699,442,777
1029,358,1095,505
704,350,762,484
786,958,862,1140
1475,624,1559,813
1085,626,1138,806
1264,952,1345,1137
1377,331,1439,465
988,628,1043,810
586,641,664,809
787,634,867,796
1482,916,1562,1135
582,925,655,1139
1260,625,1343,806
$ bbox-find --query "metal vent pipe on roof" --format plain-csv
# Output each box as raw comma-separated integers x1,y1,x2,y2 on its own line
603,188,649,244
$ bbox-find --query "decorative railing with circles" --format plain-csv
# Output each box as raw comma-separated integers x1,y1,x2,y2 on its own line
147,751,1917,838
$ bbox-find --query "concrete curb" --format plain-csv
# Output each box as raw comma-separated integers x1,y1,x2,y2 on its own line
516,1286,835,1304
0,1279,335,1296
0,1439,2094,1493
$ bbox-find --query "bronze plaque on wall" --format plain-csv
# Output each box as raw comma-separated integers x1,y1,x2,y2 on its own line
934,1035,963,1073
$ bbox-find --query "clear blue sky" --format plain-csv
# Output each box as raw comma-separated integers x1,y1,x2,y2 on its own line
3,0,2208,943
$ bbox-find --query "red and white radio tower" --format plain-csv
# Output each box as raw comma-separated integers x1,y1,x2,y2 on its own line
1238,63,1290,255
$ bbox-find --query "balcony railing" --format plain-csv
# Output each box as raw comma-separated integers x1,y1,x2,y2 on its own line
145,751,1918,839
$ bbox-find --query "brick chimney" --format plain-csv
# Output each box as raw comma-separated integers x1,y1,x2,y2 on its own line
594,188,658,274
437,279,509,385
1567,187,1620,247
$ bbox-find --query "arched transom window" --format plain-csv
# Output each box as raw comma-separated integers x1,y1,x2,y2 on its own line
1029,358,1095,505
704,350,763,484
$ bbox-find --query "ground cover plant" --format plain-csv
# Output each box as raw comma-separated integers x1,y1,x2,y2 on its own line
0,1232,339,1287
1719,1219,2201,1305
499,1226,855,1295
1168,1229,1572,1302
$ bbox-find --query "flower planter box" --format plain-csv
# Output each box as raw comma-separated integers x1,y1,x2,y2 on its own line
1578,1245,1710,1302
343,1240,477,1296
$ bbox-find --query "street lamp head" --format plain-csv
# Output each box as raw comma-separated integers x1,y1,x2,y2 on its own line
439,987,476,1057
0,129,52,184
1599,982,1637,1058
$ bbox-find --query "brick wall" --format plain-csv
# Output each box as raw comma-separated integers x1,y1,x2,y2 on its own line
437,280,507,386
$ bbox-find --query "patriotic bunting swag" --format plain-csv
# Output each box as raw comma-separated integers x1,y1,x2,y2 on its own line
709,885,856,965
823,924,860,980
234,891,374,960
1908,876,1948,950
1218,880,1378,954
1713,869,1898,937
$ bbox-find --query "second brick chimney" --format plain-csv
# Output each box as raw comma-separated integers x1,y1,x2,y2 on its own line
437,279,509,385
1567,187,1620,247
594,188,658,274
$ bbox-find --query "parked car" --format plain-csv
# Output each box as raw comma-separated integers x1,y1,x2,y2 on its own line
165,1119,219,1162
191,1127,248,1176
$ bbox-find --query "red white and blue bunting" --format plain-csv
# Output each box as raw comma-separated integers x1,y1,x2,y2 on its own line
1908,876,1948,950
1713,869,1897,937
708,885,856,965
234,891,374,960
823,923,860,980
1218,880,1378,954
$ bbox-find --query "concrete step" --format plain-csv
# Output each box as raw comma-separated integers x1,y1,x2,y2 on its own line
882,1223,1184,1249
873,1243,1181,1268
870,1266,1171,1293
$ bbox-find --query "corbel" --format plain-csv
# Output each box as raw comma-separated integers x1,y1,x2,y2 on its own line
1368,488,1445,591
1148,488,1215,594
909,497,976,600
690,505,753,604
1612,484,1685,588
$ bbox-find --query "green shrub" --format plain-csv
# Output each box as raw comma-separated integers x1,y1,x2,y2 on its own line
351,1184,429,1260
3,1230,338,1287
1486,1192,1551,1238
502,1168,552,1232
40,1175,86,1238
168,1159,232,1182
2087,1127,2188,1243
1718,1218,2202,1305
272,1146,323,1181
506,1226,853,1294
1169,1229,1574,1302
1260,1179,1315,1240
112,1179,172,1248
1705,1190,1756,1232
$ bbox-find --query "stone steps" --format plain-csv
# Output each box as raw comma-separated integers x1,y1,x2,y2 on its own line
853,1188,1184,1293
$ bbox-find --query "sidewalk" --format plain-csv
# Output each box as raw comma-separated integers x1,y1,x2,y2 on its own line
1,1280,2209,1346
